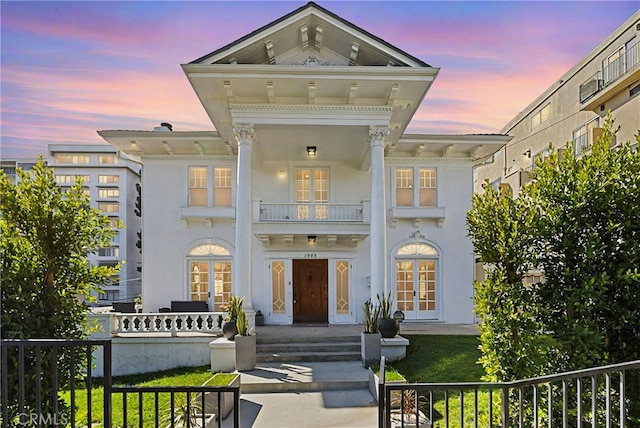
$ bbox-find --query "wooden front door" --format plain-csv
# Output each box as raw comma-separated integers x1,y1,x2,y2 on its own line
293,259,328,323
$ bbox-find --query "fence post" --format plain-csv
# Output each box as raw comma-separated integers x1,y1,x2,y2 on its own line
501,386,510,428
103,340,112,428
378,356,386,428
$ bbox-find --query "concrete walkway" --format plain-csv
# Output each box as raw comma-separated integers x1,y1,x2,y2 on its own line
220,323,479,427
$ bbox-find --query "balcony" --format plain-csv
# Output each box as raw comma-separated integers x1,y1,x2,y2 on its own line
580,41,639,108
256,202,368,223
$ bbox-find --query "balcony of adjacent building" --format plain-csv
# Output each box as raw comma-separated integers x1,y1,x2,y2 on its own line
580,38,639,111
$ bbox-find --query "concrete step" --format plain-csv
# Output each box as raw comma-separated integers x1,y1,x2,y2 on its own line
256,335,361,344
257,350,361,363
256,333,361,363
257,342,360,353
238,361,373,395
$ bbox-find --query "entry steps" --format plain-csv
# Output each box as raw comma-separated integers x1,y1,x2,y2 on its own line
256,334,361,364
238,361,373,397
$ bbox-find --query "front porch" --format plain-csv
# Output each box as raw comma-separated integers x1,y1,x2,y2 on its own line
89,310,476,376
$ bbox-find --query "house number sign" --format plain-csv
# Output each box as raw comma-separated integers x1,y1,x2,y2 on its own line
304,253,317,258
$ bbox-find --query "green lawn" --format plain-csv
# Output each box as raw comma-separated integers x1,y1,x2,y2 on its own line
61,367,234,427
389,335,484,383
61,335,487,427
386,335,502,428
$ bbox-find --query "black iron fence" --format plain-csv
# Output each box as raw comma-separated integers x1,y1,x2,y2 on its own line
378,357,640,428
1,339,240,427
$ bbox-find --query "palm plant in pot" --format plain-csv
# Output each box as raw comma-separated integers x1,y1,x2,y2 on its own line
378,292,399,338
361,298,381,367
234,304,256,371
222,295,243,340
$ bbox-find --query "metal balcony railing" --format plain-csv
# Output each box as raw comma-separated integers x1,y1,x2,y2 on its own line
580,41,639,103
378,356,640,428
259,202,365,222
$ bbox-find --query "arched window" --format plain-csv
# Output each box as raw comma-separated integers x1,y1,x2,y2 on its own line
395,242,439,320
187,242,232,311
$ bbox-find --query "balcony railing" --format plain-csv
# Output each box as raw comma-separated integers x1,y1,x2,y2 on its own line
378,356,640,427
580,41,639,103
258,202,366,222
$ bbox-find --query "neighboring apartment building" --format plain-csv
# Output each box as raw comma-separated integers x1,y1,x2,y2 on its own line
47,145,142,304
99,2,509,324
476,11,640,195
0,159,40,184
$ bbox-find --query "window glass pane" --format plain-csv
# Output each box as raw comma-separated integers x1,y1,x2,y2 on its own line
190,262,209,302
99,155,118,164
189,167,207,206
296,170,310,202
98,203,119,213
336,261,349,314
213,167,232,206
99,175,119,183
98,188,120,198
272,261,286,314
213,262,232,311
396,261,414,311
396,169,413,206
419,169,436,207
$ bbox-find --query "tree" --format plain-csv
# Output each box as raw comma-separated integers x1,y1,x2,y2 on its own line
468,114,640,422
0,157,118,422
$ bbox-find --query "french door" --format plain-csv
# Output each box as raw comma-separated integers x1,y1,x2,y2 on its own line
396,259,437,320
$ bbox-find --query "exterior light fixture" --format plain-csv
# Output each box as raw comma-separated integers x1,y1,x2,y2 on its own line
523,149,531,158
307,235,317,243
306,146,317,157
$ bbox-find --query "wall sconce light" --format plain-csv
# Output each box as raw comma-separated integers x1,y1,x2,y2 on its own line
523,149,531,158
307,235,317,244
279,169,285,176
306,146,317,157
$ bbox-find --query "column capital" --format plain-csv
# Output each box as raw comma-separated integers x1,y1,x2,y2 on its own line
368,126,389,148
233,123,255,146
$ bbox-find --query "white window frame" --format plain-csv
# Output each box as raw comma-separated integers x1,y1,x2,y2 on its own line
531,103,551,130
392,167,438,208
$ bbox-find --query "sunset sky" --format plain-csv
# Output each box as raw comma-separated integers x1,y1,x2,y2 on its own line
1,1,638,159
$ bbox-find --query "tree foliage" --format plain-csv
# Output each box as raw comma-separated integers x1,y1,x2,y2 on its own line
469,114,640,420
0,157,118,421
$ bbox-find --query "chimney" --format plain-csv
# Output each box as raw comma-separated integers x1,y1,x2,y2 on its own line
154,122,173,132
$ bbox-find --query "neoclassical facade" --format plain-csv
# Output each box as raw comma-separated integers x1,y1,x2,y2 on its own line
100,2,509,325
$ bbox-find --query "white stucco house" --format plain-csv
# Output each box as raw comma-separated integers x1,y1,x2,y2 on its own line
99,2,509,326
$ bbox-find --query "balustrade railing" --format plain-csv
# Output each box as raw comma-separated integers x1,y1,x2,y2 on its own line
378,357,640,428
113,312,224,335
259,202,365,222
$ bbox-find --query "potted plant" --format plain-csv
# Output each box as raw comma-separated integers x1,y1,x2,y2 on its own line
234,304,256,371
361,298,381,367
222,295,243,340
378,293,399,338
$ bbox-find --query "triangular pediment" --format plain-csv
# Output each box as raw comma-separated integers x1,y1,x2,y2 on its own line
191,2,429,68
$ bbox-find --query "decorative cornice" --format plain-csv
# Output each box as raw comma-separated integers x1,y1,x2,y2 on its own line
141,155,237,161
230,104,393,114
385,157,474,164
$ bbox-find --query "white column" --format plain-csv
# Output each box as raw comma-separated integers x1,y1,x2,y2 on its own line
369,126,389,302
233,123,255,310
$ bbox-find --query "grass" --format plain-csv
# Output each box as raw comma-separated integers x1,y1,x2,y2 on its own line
389,335,484,383
61,366,236,427
384,335,503,427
